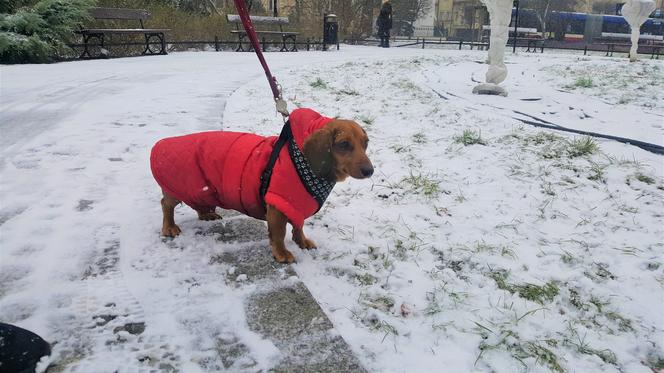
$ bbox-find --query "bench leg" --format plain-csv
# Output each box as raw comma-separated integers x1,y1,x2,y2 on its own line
161,33,167,54
236,34,246,52
281,35,288,52
288,35,297,52
143,34,150,55
80,33,104,59
143,33,167,55
80,34,91,58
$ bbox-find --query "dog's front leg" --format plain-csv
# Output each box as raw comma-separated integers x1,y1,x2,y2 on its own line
266,205,295,263
161,191,182,237
292,227,317,250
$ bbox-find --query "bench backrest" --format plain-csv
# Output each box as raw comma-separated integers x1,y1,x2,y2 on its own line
226,15,289,25
89,8,150,21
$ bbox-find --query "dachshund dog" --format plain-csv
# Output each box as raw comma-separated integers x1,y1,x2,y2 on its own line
151,108,372,263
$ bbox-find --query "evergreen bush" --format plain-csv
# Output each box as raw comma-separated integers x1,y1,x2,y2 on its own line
0,0,95,63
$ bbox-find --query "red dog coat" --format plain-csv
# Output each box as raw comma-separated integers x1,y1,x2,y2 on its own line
150,108,334,229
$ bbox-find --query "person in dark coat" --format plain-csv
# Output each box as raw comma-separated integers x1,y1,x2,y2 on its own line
376,0,393,47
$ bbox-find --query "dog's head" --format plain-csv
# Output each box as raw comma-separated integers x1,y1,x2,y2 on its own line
303,120,373,182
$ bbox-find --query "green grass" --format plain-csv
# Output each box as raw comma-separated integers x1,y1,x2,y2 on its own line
474,327,564,373
400,172,441,198
337,89,359,96
412,132,427,144
647,356,664,371
564,332,617,365
525,132,564,146
516,342,564,373
513,282,560,304
635,172,655,185
360,294,395,312
588,162,607,182
454,129,486,146
488,270,560,305
355,272,376,286
567,137,599,157
605,311,634,332
310,78,328,89
522,133,598,160
571,76,594,88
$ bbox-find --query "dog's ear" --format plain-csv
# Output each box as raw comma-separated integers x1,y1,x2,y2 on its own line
303,126,335,180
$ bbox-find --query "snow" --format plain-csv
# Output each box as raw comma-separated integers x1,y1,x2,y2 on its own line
1,46,663,372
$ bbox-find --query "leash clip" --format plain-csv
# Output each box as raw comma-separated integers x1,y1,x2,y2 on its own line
275,98,288,118
274,83,289,120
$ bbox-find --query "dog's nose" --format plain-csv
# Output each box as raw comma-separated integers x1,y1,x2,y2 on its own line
361,166,374,178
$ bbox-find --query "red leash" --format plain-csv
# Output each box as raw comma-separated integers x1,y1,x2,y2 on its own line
233,0,288,117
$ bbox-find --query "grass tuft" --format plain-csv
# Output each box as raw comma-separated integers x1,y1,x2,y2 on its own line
571,76,594,88
400,172,441,198
355,272,376,286
635,172,655,185
488,270,559,304
412,132,427,144
360,294,395,312
310,78,328,89
567,137,598,157
454,129,487,146
513,282,560,305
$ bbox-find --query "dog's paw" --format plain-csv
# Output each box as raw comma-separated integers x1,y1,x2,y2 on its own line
162,224,182,237
298,238,317,250
272,249,296,263
197,212,222,221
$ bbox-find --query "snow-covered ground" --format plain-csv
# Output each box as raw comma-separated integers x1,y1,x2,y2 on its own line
1,46,663,372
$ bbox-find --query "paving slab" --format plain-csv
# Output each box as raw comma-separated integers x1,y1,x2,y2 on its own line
209,215,367,372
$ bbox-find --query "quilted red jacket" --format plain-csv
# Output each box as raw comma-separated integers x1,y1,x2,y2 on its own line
150,108,334,229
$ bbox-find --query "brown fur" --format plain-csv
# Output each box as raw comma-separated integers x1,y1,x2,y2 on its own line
159,119,373,263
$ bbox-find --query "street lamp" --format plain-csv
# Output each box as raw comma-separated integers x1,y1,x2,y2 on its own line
512,0,519,53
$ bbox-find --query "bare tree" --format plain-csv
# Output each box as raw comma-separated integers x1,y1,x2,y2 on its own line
592,0,617,14
391,0,432,36
520,0,578,37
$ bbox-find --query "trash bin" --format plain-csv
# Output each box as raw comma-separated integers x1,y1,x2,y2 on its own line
323,13,338,50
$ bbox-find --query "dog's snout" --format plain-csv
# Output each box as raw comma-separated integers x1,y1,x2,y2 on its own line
361,166,374,178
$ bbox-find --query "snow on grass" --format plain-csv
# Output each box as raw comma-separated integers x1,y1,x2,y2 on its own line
225,52,664,372
540,57,664,109
1,47,662,372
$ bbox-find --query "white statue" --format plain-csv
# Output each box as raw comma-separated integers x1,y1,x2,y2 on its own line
473,0,513,96
621,0,656,62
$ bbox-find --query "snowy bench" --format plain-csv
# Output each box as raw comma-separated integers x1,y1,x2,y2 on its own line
525,38,545,53
76,7,170,58
226,14,298,52
594,36,662,59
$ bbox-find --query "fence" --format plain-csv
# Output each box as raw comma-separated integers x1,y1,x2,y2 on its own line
67,36,340,58
66,35,660,60
345,36,662,59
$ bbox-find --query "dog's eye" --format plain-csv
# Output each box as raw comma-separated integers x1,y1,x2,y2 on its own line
336,141,352,151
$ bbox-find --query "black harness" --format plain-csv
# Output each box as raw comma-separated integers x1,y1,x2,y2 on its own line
259,122,335,210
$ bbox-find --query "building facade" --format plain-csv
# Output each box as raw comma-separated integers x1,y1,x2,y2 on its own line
435,0,486,40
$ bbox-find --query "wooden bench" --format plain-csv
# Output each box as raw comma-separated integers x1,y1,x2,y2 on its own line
596,42,631,57
76,7,170,58
226,15,298,52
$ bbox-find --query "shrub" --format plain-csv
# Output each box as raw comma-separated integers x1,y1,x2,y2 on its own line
0,0,95,63
0,31,51,63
